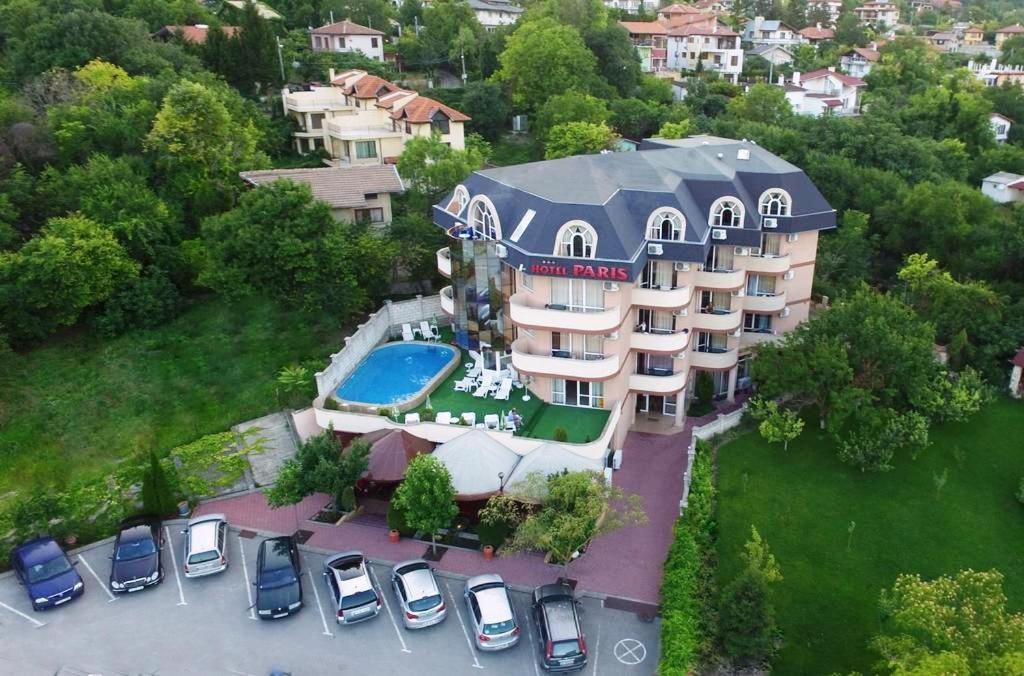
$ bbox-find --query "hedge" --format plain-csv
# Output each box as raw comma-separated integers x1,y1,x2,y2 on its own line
659,440,718,674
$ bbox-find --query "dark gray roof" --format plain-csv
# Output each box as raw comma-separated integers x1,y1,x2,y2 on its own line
446,137,833,263
467,0,524,13
240,165,403,209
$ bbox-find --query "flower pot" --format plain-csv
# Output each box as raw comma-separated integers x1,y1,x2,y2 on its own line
64,535,78,547
482,544,494,561
388,529,400,543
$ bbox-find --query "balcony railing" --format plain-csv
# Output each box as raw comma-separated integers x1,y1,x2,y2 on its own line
629,370,688,394
693,309,741,332
630,328,690,353
436,247,451,277
744,254,791,274
510,339,620,379
740,330,781,347
632,285,691,310
440,285,454,316
284,92,349,112
693,268,745,290
508,293,622,333
743,291,787,313
690,348,738,370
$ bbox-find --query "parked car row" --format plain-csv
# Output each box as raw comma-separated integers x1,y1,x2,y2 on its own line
9,514,588,672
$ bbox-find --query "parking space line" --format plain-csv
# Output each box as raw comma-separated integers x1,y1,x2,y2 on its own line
0,599,45,628
445,580,484,670
369,566,410,654
307,569,333,637
163,526,187,606
78,555,116,603
238,536,256,621
590,612,602,676
523,604,542,676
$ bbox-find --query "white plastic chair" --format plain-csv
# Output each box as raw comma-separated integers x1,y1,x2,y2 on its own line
404,413,420,424
484,414,499,430
461,412,477,427
435,412,453,425
419,321,435,341
453,377,474,392
401,323,415,341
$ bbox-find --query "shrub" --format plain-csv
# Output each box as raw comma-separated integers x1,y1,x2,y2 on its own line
1016,477,1024,505
387,500,414,536
338,485,356,512
696,371,715,407
553,427,569,442
90,267,181,338
719,568,776,664
323,397,340,411
421,407,435,422
477,521,510,549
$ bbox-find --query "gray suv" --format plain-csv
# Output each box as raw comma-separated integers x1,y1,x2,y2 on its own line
464,574,520,651
323,551,380,625
391,559,447,629
532,583,587,672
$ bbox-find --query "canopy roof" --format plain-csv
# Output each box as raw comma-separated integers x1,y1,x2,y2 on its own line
506,443,604,488
432,430,520,500
359,429,433,483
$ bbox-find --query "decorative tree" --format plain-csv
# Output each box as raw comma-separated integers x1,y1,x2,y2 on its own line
749,398,805,451
392,455,458,555
266,428,370,513
720,525,784,664
141,450,178,516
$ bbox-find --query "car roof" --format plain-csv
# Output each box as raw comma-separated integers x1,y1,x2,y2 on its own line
188,513,225,527
13,537,62,566
118,523,155,544
395,562,438,600
475,585,513,623
467,573,504,591
260,537,294,569
536,583,574,602
539,596,580,642
188,516,224,553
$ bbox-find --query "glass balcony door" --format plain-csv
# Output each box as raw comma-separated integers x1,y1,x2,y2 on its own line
699,290,732,314
551,332,604,360
640,260,674,289
552,379,604,408
637,308,675,333
551,278,604,312
696,331,729,353
636,352,674,376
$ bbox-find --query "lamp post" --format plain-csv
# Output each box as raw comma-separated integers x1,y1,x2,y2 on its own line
498,471,504,494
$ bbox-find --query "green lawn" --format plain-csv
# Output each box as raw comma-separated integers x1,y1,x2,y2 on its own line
716,398,1024,674
0,296,347,498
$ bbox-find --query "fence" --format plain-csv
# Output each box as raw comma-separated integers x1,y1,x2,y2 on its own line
314,295,448,398
679,404,748,514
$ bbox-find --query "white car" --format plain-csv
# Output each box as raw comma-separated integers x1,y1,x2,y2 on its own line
391,559,447,629
182,514,228,578
464,574,520,651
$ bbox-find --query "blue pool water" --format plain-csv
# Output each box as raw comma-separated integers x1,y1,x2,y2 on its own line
335,342,457,405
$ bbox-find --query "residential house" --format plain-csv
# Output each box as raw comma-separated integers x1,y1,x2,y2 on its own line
748,44,794,66
621,22,669,73
153,24,240,44
742,17,801,48
311,20,385,61
779,69,865,116
967,59,1024,87
931,0,962,12
239,165,405,225
668,22,744,82
991,113,1013,143
281,69,470,158
841,46,881,78
963,25,985,45
605,0,657,12
432,135,835,430
927,31,959,52
808,0,843,24
798,24,836,46
224,0,282,20
996,24,1024,50
694,0,730,13
468,0,523,30
854,1,900,29
981,171,1024,202
658,4,706,24
909,0,932,11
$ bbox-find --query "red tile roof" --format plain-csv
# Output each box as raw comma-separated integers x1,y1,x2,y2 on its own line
392,96,471,123
998,24,1024,34
620,21,668,35
342,74,400,99
659,3,703,14
312,19,383,36
669,21,738,37
799,26,835,40
1013,348,1024,368
157,25,240,44
802,68,867,87
848,47,881,61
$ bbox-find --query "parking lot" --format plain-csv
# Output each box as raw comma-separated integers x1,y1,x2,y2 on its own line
0,524,659,675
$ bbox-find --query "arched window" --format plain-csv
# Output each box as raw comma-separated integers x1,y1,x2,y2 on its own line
646,208,685,241
710,197,744,228
758,189,791,217
468,196,501,240
445,185,469,216
555,221,597,258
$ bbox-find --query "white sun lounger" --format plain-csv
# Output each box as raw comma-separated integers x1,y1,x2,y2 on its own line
401,323,415,341
419,321,436,341
473,372,495,398
454,376,475,392
493,378,513,401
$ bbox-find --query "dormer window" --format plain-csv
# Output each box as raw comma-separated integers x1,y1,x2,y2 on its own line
758,189,791,216
710,197,743,228
647,209,685,241
446,185,469,216
468,196,500,240
431,111,451,135
556,221,597,258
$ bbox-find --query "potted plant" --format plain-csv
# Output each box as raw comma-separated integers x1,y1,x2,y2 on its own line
482,544,494,561
389,529,400,543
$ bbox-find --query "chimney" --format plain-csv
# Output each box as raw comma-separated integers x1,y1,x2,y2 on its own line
793,71,801,86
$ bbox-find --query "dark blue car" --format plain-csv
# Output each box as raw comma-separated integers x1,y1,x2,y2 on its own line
11,537,84,611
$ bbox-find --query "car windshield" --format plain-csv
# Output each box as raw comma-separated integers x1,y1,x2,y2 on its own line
187,550,219,565
409,594,442,612
260,567,298,589
116,538,156,561
483,619,516,635
552,639,582,658
341,589,377,610
26,555,71,583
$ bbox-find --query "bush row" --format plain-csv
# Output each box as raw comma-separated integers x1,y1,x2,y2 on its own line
658,440,718,674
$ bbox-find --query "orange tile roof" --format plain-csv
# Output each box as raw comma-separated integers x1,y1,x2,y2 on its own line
312,19,383,36
799,26,835,40
392,96,471,123
341,74,401,99
620,21,668,35
669,21,737,37
158,25,240,44
998,24,1024,34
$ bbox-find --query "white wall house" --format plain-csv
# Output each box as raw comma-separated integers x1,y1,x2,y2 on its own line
779,69,865,116
840,47,881,78
311,20,385,62
991,113,1013,143
668,22,744,82
742,17,801,48
468,0,523,30
854,1,900,29
981,172,1024,203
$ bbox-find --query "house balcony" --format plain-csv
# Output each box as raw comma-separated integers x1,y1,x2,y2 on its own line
740,330,782,347
440,285,454,316
693,309,742,332
508,293,623,333
629,370,688,394
630,328,690,353
436,247,451,277
284,91,349,112
510,339,620,380
690,348,738,370
693,268,746,291
743,291,787,313
325,121,404,140
632,285,692,310
744,254,791,274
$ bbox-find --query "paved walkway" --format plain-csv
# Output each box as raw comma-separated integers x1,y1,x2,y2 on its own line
234,411,300,487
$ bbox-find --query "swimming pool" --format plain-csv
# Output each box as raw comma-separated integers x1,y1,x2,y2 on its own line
335,342,459,408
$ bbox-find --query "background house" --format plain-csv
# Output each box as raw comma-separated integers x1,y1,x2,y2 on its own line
743,17,801,48
991,113,1012,143
621,21,669,72
311,20,385,61
799,24,835,46
748,44,794,66
468,0,523,30
841,47,880,78
154,24,240,44
981,171,1024,202
996,24,1024,50
854,1,900,29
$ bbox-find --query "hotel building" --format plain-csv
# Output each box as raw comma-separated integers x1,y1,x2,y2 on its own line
434,137,835,432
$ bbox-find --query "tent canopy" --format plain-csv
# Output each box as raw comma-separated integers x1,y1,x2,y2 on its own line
359,429,433,483
506,442,604,488
432,430,520,500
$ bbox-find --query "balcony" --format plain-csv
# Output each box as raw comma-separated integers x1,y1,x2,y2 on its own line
740,330,782,347
693,310,741,332
436,247,451,277
693,268,745,290
744,254,791,275
508,293,623,333
284,90,348,112
630,329,690,353
629,370,688,394
325,120,403,140
510,339,620,380
743,291,787,313
440,285,454,316
632,285,691,310
690,348,738,370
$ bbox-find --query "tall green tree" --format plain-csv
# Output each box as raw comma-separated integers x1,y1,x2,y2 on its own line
813,210,875,300
267,429,371,511
141,450,179,516
396,134,485,209
544,121,615,159
584,23,642,97
460,81,509,140
534,90,611,140
392,454,458,555
610,97,665,140
727,83,792,126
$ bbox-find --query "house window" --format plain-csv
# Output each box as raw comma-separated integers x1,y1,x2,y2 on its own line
704,245,734,272
468,197,500,240
637,308,675,333
647,209,684,241
710,197,743,227
355,207,385,223
557,221,596,258
551,379,604,408
746,274,777,296
430,112,451,135
521,273,533,291
364,193,379,201
758,189,791,216
404,121,412,134
310,113,324,129
699,290,732,314
759,232,782,257
337,37,346,49
371,38,379,48
640,260,673,289
355,140,377,159
446,185,469,216
743,312,773,333
551,279,604,312
695,331,729,352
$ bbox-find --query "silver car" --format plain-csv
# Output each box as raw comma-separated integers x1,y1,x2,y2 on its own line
182,514,228,578
391,559,447,629
323,551,381,625
464,574,520,651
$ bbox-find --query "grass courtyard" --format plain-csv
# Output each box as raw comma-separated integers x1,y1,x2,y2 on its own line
715,398,1024,674
0,296,347,499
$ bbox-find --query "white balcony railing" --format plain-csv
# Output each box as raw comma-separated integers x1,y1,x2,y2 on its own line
744,254,791,275
440,285,454,316
436,247,451,277
693,269,746,290
692,310,742,332
510,339,620,380
690,348,738,370
508,293,623,333
632,285,692,310
743,291,787,313
629,370,688,394
630,329,690,353
740,330,782,347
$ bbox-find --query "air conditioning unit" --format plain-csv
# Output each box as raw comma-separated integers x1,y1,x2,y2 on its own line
762,217,778,229
779,307,790,318
602,281,620,292
786,233,799,243
605,330,620,340
749,247,762,256
673,262,690,272
783,270,795,281
711,229,727,241
732,289,745,297
673,308,688,317
494,244,508,258
734,246,750,256
511,114,528,133
648,243,664,255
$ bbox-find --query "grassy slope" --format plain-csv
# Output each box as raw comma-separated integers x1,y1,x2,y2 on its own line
716,398,1024,674
0,296,347,497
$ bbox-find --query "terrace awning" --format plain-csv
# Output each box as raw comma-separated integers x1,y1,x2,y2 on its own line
506,443,604,490
359,429,434,483
431,430,520,501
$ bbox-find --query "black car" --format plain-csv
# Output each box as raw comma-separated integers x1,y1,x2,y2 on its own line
255,536,303,619
532,583,588,672
109,516,163,593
